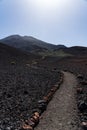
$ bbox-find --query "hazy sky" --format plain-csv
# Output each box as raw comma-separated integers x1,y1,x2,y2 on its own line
0,0,87,46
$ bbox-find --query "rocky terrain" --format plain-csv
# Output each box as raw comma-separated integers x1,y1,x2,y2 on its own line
37,55,87,128
0,39,87,129
0,42,61,130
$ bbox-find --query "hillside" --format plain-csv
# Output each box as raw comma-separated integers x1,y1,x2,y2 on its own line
0,35,66,52
63,46,87,56
0,42,61,129
54,46,87,57
1,35,87,57
0,42,41,66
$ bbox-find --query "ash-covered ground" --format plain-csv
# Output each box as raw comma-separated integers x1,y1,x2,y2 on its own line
0,42,87,129
0,43,61,130
37,55,87,126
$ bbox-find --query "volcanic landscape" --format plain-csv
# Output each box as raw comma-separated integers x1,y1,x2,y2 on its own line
0,35,87,130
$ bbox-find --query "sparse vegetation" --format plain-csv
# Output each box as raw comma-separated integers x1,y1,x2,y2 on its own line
37,49,72,57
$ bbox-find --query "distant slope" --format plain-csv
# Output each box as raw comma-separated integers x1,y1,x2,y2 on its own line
62,46,87,56
53,46,87,56
0,42,41,65
0,35,66,52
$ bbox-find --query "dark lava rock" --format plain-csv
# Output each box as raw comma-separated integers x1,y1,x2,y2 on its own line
38,100,47,113
78,101,87,111
77,74,84,80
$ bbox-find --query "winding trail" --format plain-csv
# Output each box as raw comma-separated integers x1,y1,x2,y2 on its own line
35,72,79,130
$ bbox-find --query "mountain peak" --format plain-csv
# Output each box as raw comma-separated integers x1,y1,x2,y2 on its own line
3,35,22,39
0,35,67,52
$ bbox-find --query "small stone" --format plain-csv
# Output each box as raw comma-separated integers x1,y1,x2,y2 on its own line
67,121,71,125
59,123,62,126
78,101,87,111
81,122,87,130
6,127,11,130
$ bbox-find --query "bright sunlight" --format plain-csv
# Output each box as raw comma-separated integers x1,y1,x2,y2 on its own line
34,0,65,11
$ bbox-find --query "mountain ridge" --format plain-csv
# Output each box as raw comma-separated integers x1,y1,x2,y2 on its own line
0,35,67,51
0,35,87,56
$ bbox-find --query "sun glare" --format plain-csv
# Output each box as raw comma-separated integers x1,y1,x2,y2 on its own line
37,0,58,7
35,0,61,10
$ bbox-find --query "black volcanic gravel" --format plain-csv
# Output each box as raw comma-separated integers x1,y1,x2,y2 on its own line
1,43,87,129
0,63,61,130
37,55,87,125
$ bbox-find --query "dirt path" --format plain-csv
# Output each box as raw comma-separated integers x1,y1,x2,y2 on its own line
35,72,79,130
